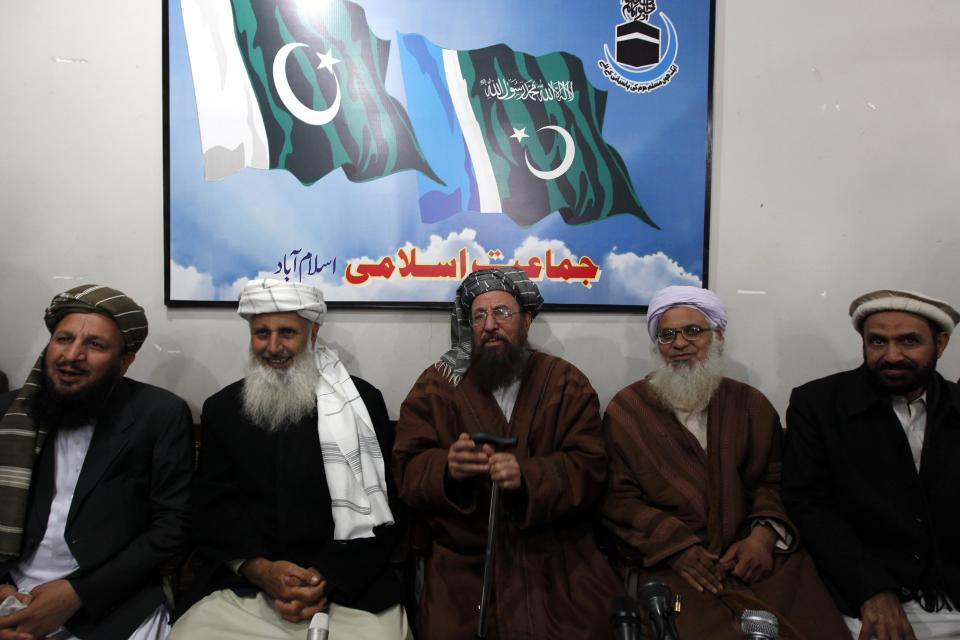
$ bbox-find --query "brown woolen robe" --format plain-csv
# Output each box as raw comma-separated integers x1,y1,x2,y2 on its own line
601,377,848,640
394,351,621,640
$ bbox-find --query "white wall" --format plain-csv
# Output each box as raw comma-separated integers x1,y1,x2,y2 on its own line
1,1,958,421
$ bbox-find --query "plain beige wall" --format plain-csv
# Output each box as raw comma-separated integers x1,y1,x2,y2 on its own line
1,1,958,420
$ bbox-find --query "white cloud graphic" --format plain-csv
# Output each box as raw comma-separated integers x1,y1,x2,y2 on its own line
215,270,283,302
512,235,575,263
603,250,702,300
169,262,216,300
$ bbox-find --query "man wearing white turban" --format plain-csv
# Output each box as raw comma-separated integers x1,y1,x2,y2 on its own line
601,285,848,639
170,280,410,640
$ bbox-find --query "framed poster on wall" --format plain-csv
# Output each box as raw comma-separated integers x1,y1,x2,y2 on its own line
164,0,714,309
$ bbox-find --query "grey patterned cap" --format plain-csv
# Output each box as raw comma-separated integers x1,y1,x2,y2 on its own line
436,266,544,385
44,284,148,353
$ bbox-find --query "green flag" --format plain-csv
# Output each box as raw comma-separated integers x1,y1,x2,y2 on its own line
187,0,439,185
398,34,655,227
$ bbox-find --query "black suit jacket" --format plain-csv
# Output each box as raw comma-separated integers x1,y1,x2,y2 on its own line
0,379,194,639
783,366,960,616
176,376,403,617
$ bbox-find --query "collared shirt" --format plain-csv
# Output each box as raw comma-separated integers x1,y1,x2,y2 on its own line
11,423,169,640
11,424,95,592
891,392,927,472
492,377,522,422
673,408,708,451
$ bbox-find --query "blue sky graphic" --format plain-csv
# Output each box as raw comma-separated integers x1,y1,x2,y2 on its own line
167,0,712,305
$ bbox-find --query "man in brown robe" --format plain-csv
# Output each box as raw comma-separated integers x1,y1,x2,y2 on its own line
394,267,621,640
601,285,848,639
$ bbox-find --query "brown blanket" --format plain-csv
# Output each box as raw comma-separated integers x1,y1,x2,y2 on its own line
602,377,848,639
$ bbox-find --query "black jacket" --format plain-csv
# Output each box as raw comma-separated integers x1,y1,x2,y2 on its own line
175,376,403,617
783,366,960,617
0,379,194,639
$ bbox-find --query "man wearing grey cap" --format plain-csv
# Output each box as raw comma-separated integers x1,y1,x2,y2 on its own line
170,279,409,640
784,289,960,640
394,267,620,639
0,284,194,640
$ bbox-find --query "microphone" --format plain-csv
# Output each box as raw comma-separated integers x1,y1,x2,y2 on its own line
741,609,779,639
306,611,330,640
609,594,641,640
637,581,680,640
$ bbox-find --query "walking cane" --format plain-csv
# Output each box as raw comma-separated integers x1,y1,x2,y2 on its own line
470,432,518,639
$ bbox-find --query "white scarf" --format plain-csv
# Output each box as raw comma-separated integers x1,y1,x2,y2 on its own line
314,346,394,540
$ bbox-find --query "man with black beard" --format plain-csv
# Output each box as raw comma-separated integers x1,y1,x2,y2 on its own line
394,267,621,639
601,286,847,639
0,284,193,640
171,279,409,640
784,289,960,640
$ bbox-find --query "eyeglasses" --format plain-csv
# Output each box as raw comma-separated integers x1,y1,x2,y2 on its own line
472,306,522,326
656,325,715,344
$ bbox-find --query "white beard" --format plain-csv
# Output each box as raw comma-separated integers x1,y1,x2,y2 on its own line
647,339,725,413
241,348,320,431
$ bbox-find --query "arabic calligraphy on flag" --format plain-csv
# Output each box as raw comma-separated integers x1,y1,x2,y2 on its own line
397,34,656,228
180,0,439,185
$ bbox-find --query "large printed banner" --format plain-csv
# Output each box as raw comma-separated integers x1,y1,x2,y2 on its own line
165,0,713,308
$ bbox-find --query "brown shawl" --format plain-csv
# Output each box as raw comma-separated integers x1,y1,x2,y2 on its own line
602,377,848,640
394,351,621,640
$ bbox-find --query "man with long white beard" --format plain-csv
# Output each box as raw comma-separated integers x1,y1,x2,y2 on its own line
170,279,409,640
601,285,847,639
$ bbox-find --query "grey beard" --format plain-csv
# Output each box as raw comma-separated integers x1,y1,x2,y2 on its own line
241,348,320,432
647,339,725,413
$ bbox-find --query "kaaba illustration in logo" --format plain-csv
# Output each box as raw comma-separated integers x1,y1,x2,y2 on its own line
598,0,679,93
616,0,660,68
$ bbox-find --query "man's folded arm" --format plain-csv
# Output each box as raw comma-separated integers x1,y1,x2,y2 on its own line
394,379,479,516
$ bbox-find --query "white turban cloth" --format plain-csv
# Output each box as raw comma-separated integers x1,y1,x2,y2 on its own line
646,285,728,342
237,278,327,324
237,279,394,540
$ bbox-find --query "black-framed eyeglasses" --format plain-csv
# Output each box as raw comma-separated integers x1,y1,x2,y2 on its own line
656,324,715,344
472,306,522,326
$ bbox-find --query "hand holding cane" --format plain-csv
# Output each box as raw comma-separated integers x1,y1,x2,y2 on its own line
470,432,518,639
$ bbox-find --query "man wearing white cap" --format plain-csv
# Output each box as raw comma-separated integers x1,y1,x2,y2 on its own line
601,285,847,639
170,280,409,640
784,289,960,640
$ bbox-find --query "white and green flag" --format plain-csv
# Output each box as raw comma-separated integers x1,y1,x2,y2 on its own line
397,34,656,228
180,0,439,185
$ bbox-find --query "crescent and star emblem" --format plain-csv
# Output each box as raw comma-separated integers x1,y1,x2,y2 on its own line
272,42,342,126
510,125,576,181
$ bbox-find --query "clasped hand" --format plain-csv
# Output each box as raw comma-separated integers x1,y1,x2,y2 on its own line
668,525,777,594
242,558,328,623
0,580,82,640
858,591,917,640
447,433,521,490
